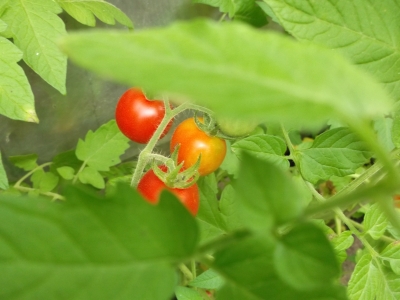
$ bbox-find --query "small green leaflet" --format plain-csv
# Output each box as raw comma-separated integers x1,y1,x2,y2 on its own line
331,231,354,264
189,268,224,290
0,152,8,190
78,166,105,189
381,243,400,275
348,253,400,300
31,169,59,193
0,37,37,122
0,184,199,299
264,0,400,102
76,120,130,172
175,286,203,300
1,0,67,94
231,134,289,170
9,153,38,171
194,0,268,27
59,20,393,128
363,203,388,240
56,0,133,28
297,127,372,184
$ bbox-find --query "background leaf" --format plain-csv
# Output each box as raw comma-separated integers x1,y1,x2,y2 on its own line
189,268,224,290
363,203,389,240
60,20,393,127
0,152,8,189
76,120,130,171
9,154,38,171
331,231,354,264
1,0,67,94
77,166,105,189
264,0,400,102
297,127,372,184
56,0,133,28
175,286,203,300
232,134,289,170
0,184,199,299
31,169,59,193
348,253,400,300
0,37,37,122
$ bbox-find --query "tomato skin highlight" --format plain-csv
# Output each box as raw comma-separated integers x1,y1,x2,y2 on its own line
137,167,199,216
170,118,227,176
115,88,172,144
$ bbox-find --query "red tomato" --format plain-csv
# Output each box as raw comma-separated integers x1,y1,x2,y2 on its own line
137,166,199,216
115,88,172,143
170,118,227,176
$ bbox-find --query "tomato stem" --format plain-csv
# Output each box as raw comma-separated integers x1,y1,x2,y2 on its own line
130,101,205,188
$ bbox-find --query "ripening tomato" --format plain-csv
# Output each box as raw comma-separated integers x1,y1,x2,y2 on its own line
170,117,227,176
115,88,172,143
137,166,199,216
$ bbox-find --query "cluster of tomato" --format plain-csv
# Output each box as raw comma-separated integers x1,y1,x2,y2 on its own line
115,88,227,216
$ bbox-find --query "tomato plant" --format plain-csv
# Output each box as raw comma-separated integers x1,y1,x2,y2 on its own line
115,88,173,143
170,117,227,176
3,1,400,300
137,166,199,216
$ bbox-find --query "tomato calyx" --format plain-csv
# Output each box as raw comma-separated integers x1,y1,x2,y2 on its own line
151,148,200,189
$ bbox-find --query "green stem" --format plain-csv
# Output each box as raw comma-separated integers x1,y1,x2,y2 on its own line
14,186,65,201
130,102,210,188
306,181,380,257
218,13,227,22
191,260,197,281
14,162,53,188
281,124,296,154
179,263,193,283
73,161,87,184
350,219,396,244
304,148,400,219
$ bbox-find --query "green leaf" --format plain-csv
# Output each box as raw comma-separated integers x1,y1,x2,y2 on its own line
219,184,245,231
274,222,340,291
76,120,130,171
78,166,105,189
56,0,133,28
348,253,400,300
234,1,268,27
264,0,400,102
297,127,372,184
0,18,7,31
189,268,224,289
331,231,354,264
2,0,67,94
220,141,240,178
59,20,393,127
0,37,37,122
50,149,82,173
0,184,199,299
374,117,395,152
194,0,236,16
175,286,203,300
391,106,400,148
381,243,400,275
363,203,388,240
257,1,279,23
231,134,289,170
31,169,59,193
9,154,38,171
0,152,8,190
233,153,302,230
56,166,75,180
196,175,228,243
213,235,347,300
